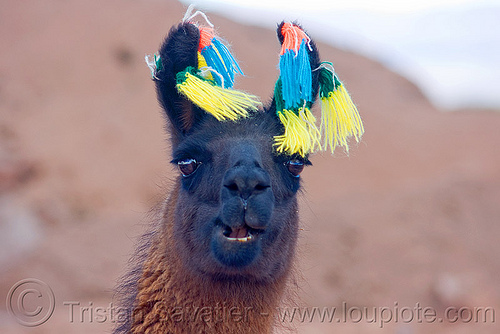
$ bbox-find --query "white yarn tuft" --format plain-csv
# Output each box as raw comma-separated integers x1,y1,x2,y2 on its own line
199,66,225,88
182,4,214,27
145,54,159,80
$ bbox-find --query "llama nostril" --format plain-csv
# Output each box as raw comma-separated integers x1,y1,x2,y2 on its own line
225,183,239,192
254,183,269,191
224,181,269,196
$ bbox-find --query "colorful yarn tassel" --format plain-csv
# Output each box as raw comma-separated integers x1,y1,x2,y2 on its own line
197,51,214,81
279,22,312,109
145,53,162,79
198,26,243,88
274,107,321,157
273,78,321,156
176,67,261,121
150,7,364,154
273,23,363,156
318,63,364,153
274,23,319,157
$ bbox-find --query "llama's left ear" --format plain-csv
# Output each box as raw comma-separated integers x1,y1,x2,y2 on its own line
270,22,321,157
271,22,364,157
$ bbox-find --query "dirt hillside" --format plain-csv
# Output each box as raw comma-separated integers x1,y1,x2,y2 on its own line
1,0,499,333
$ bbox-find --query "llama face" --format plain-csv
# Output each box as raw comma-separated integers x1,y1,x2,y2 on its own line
171,113,304,282
151,21,327,283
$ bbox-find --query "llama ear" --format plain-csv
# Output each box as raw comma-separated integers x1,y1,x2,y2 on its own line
148,16,261,144
271,22,364,157
271,22,321,157
150,22,204,141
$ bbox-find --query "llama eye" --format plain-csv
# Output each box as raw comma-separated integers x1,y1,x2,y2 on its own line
286,159,304,177
178,159,200,177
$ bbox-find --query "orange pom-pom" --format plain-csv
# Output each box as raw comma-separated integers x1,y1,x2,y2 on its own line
280,22,310,55
198,26,215,51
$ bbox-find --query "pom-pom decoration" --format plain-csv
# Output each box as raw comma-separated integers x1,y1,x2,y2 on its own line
273,22,321,156
146,6,363,153
273,78,321,157
146,6,261,123
145,53,162,80
176,66,261,121
273,23,364,157
317,62,364,153
279,23,313,109
182,4,243,88
198,26,243,88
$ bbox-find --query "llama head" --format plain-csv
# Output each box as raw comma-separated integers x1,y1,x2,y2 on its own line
148,12,363,284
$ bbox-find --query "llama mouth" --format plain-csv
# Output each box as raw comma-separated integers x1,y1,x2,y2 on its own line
222,225,255,242
212,223,261,269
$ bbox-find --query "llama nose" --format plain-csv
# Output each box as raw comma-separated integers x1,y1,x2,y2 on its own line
222,165,271,200
221,163,273,231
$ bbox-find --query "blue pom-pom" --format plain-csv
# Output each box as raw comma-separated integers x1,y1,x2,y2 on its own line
201,38,243,88
279,39,312,109
280,50,300,109
297,39,312,102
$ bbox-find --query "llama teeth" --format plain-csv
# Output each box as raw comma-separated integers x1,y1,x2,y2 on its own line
227,234,253,242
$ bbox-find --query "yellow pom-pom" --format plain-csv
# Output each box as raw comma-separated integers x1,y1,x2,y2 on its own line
197,52,214,81
320,85,364,153
274,108,321,157
176,71,262,121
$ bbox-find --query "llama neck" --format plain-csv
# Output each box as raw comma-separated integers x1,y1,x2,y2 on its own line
129,186,290,334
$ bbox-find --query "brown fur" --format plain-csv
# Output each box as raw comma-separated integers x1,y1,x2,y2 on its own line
129,184,292,333
114,19,320,334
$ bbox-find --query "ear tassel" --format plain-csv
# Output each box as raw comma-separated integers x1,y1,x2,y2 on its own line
197,52,214,81
318,64,364,153
279,23,313,109
152,9,364,150
274,108,321,156
162,8,258,123
176,67,261,121
274,23,318,156
198,26,243,88
274,79,320,156
145,53,162,80
274,24,364,157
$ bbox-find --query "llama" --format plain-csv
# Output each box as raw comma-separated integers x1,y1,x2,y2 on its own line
114,8,363,334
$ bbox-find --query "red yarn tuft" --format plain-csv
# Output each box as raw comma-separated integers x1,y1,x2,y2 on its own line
280,22,310,55
198,26,215,51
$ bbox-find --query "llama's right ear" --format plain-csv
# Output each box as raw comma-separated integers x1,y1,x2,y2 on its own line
147,19,261,145
151,22,203,141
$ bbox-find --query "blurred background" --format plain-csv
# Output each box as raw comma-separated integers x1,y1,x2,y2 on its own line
0,0,499,333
